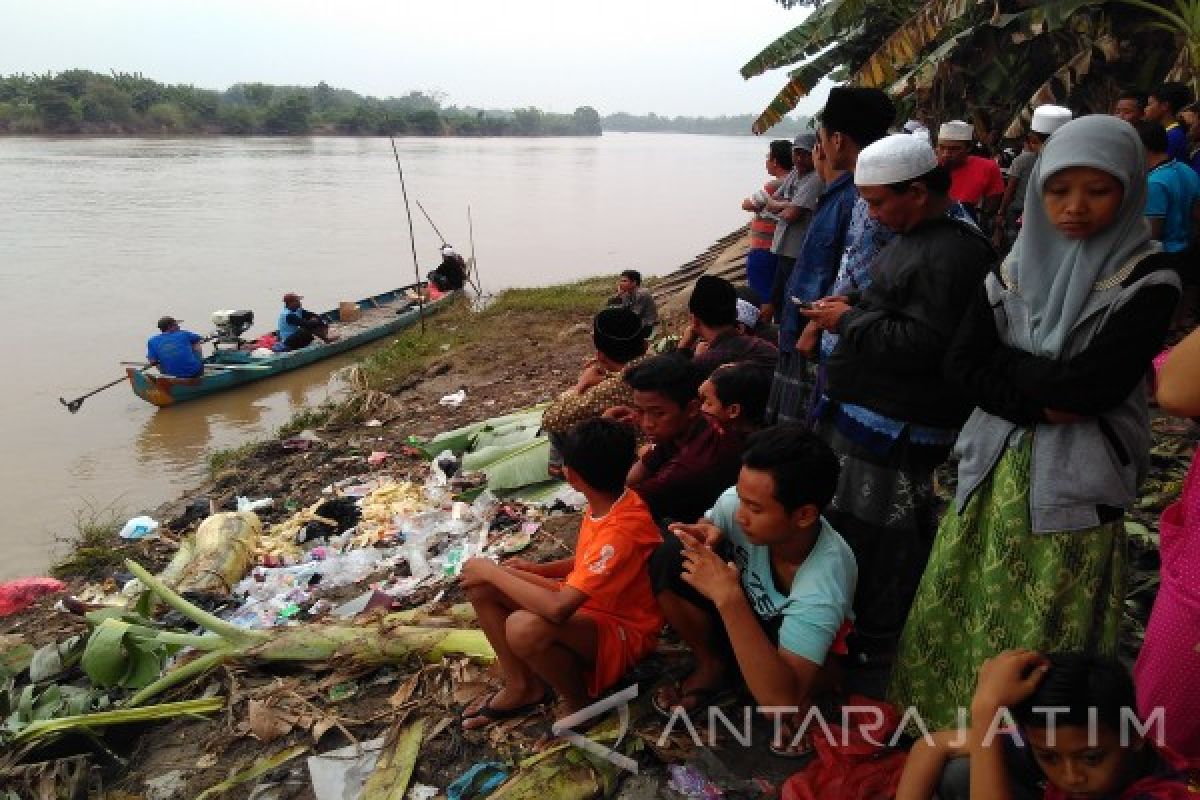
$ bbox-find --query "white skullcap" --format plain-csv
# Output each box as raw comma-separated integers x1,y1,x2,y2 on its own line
938,120,974,141
735,298,759,329
855,133,939,186
441,245,457,257
1031,104,1072,135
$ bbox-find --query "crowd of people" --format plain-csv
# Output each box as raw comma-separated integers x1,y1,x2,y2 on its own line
457,84,1200,797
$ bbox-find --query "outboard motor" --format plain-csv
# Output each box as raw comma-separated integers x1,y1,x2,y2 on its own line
211,309,255,350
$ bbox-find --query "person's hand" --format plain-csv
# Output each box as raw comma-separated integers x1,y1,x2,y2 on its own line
458,557,498,590
603,405,639,427
759,303,775,325
799,297,852,331
1043,408,1087,424
971,649,1049,719
575,359,609,392
679,320,700,350
679,535,742,608
669,520,723,548
637,442,655,459
797,321,821,358
504,557,540,574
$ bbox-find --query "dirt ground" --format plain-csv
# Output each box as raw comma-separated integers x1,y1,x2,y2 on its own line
2,236,1196,799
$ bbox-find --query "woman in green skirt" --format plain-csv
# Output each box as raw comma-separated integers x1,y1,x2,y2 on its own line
890,115,1182,730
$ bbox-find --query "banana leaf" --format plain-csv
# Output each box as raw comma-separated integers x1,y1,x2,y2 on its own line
1002,36,1100,138
849,0,977,88
174,511,261,596
362,719,425,800
740,0,861,78
752,41,860,133
462,437,552,492
422,406,547,456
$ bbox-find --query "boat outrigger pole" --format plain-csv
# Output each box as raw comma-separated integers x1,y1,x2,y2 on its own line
415,199,448,246
389,136,426,334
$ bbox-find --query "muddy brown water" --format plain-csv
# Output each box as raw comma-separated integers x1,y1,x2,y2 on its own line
0,133,765,579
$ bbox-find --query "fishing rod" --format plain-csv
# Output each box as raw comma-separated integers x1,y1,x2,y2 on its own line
415,199,448,246
467,204,483,295
389,136,426,334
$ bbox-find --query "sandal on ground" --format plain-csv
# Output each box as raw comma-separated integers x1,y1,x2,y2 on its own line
460,687,554,728
769,726,816,760
651,682,730,719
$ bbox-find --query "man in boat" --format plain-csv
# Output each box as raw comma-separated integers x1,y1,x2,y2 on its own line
147,316,205,378
428,244,468,292
278,293,339,350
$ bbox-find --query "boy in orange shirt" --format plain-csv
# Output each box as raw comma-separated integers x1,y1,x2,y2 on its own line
459,418,665,729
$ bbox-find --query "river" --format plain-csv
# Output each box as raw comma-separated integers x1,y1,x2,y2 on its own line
0,133,766,579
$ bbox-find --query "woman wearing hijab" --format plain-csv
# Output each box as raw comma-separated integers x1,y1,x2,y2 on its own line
890,115,1182,730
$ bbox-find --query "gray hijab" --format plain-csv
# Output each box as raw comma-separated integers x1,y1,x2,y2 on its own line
1006,114,1153,357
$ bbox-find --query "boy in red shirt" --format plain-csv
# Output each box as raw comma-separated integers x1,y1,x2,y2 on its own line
459,418,664,728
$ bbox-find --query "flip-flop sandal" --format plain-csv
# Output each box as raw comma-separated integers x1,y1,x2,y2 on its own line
461,687,554,728
769,728,817,760
651,683,729,719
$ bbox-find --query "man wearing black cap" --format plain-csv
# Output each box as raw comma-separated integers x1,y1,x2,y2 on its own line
542,307,651,439
678,275,777,380
769,87,896,425
147,316,205,378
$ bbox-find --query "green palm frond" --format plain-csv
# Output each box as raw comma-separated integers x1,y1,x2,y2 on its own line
741,0,862,78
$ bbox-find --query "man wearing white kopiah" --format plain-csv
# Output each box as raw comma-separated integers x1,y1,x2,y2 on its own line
798,134,993,663
937,119,1005,229
996,105,1073,249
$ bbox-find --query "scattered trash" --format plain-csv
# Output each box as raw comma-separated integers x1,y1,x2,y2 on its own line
145,768,190,800
307,737,386,800
157,511,261,597
362,719,424,800
668,764,724,800
118,515,161,540
367,451,391,466
438,389,467,407
446,761,509,800
407,784,439,800
364,419,384,428
197,744,309,800
237,496,275,513
0,577,67,616
282,429,325,451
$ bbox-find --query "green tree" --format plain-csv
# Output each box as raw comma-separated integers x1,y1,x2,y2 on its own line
33,87,81,132
572,105,602,135
512,106,544,135
263,93,312,134
145,102,187,132
243,82,274,109
81,83,136,129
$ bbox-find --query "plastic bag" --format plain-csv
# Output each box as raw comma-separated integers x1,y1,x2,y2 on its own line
780,698,908,800
119,515,160,540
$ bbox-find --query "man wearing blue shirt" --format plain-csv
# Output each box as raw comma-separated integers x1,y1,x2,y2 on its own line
1139,121,1200,254
147,316,205,378
278,292,338,350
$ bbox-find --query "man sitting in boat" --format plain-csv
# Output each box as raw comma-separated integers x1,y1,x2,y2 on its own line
428,244,467,292
147,316,205,378
278,292,339,350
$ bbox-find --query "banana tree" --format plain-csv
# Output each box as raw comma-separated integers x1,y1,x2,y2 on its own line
745,0,1185,133
1122,0,1200,94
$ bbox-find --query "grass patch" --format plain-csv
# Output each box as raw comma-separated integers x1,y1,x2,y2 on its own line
52,503,126,580
276,404,336,438
357,278,613,391
207,440,261,476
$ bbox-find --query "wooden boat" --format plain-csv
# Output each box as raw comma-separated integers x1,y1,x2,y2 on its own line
128,285,457,407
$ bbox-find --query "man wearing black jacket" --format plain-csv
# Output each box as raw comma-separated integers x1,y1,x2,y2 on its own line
800,133,993,665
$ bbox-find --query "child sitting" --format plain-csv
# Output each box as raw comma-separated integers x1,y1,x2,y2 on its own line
458,418,664,729
614,354,743,524
648,424,857,758
896,650,1193,799
698,363,773,438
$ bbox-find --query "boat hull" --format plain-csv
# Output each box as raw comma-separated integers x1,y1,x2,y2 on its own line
128,287,455,407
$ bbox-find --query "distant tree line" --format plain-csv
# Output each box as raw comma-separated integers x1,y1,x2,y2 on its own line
0,70,604,136
601,111,811,136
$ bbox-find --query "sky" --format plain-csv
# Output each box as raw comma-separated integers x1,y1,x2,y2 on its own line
0,0,830,118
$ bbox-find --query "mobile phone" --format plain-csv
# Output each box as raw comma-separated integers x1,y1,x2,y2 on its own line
790,296,813,310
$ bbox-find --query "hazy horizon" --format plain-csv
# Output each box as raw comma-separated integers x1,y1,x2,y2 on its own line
0,0,832,118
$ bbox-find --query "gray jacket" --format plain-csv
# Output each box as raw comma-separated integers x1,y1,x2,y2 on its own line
954,255,1179,532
